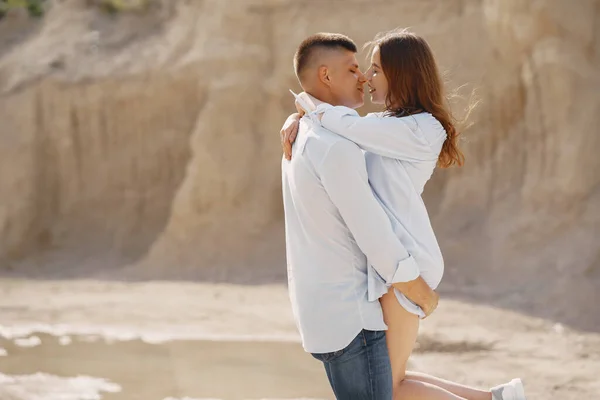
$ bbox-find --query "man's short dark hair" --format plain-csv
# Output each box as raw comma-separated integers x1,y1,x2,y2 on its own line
293,33,358,82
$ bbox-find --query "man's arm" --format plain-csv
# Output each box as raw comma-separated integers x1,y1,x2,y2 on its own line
320,140,437,314
318,104,445,162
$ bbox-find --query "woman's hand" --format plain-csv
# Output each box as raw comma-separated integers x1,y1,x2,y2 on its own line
298,92,328,121
294,92,316,115
294,100,307,116
295,91,328,115
282,92,326,160
280,113,301,160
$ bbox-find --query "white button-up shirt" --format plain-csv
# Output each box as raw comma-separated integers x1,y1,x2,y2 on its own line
319,106,447,319
282,115,421,354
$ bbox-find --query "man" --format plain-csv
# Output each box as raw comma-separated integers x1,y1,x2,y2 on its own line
281,33,438,399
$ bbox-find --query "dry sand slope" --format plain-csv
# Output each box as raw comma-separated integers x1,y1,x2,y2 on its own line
0,0,598,338
0,280,599,399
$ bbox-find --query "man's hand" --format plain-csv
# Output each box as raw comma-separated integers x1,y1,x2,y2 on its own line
392,276,439,318
421,290,439,318
280,113,301,160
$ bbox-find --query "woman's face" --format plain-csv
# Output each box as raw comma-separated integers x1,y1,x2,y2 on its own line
365,46,388,105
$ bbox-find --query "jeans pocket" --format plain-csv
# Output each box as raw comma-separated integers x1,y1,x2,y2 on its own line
311,348,345,363
363,329,386,345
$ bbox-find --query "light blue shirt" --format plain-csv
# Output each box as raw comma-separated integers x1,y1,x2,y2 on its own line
319,106,447,318
282,116,421,354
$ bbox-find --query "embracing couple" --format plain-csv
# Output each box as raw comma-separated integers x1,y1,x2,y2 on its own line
279,30,527,400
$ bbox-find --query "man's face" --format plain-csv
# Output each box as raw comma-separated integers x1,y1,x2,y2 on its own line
326,50,366,109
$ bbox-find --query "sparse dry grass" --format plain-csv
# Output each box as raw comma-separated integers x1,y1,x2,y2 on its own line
0,0,45,17
93,0,155,14
0,0,160,19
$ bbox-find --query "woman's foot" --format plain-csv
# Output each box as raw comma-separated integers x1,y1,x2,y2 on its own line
490,378,526,400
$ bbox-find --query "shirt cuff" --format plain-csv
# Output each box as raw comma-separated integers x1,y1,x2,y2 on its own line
389,255,420,283
367,264,389,302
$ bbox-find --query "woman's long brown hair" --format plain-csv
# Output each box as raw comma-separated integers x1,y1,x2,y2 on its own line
367,30,467,168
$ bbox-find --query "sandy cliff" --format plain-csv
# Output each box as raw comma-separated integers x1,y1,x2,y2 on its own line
0,0,598,329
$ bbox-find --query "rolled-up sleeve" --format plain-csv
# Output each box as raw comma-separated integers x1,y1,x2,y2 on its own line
317,104,442,162
319,139,420,284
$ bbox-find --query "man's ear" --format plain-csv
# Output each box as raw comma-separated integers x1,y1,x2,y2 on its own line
317,65,331,87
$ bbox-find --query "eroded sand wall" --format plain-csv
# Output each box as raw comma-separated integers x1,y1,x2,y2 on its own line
0,0,598,327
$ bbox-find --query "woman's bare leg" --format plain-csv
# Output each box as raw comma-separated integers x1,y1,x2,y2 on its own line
380,287,492,400
405,372,491,400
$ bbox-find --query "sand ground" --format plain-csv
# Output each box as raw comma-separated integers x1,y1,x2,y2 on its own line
0,279,599,399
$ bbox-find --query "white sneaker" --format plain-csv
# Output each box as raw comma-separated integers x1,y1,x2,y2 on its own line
490,378,527,400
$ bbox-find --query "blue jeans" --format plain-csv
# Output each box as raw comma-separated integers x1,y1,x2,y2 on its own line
312,329,393,400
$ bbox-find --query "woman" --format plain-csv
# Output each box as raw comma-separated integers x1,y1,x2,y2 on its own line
281,30,526,400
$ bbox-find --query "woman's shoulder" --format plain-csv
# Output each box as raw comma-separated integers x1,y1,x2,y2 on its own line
366,111,439,125
405,113,446,143
365,112,385,119
403,111,442,128
366,111,445,139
